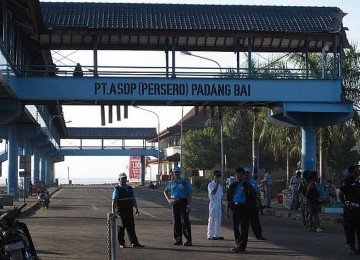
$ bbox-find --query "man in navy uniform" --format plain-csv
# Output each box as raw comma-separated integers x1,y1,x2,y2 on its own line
112,172,144,248
339,164,360,255
226,167,257,253
244,167,266,240
164,166,193,246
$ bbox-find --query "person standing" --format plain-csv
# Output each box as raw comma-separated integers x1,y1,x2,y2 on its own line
244,167,266,240
207,170,224,240
339,163,360,255
112,172,144,248
164,166,193,246
263,168,273,208
289,170,303,210
226,167,257,253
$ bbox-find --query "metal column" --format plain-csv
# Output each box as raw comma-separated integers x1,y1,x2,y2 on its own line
7,124,19,198
301,116,317,171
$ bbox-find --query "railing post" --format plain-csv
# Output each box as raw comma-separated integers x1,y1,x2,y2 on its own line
107,212,117,260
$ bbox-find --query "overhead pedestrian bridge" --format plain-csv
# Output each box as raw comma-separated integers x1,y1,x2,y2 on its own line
0,1,353,197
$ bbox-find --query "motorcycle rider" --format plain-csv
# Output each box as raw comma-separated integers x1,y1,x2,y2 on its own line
37,185,50,205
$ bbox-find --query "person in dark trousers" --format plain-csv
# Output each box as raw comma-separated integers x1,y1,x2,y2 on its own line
164,166,193,246
244,167,266,240
305,171,323,233
112,172,144,248
226,167,257,253
339,163,360,255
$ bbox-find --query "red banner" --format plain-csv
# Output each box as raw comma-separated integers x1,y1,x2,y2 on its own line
129,156,142,182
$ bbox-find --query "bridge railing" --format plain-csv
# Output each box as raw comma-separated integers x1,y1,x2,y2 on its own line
14,64,336,80
59,145,156,150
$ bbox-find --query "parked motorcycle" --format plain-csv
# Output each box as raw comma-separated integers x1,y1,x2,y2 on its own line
0,204,39,259
37,193,49,209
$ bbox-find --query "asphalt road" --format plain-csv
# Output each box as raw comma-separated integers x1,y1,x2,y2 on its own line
22,186,351,260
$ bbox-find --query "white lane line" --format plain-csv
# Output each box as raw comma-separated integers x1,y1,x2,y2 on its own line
138,208,156,218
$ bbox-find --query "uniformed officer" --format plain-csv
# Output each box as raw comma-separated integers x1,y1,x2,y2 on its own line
112,172,144,248
339,163,360,255
164,166,193,246
244,167,266,240
226,167,257,253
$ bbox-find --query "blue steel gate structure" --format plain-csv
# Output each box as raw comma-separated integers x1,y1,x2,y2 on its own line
0,1,354,199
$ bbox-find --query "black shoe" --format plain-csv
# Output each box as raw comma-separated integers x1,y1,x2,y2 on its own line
132,243,145,248
183,241,192,246
257,236,266,240
207,237,216,240
231,246,245,253
350,247,359,255
119,244,127,248
214,236,224,240
173,241,182,245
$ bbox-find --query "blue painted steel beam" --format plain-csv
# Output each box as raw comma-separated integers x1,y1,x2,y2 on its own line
11,76,342,103
270,102,353,127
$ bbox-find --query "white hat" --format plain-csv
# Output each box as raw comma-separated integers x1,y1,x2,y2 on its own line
118,172,127,179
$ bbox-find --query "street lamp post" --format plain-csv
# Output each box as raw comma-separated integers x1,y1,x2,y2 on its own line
180,51,223,75
181,51,225,179
133,106,161,182
67,166,70,185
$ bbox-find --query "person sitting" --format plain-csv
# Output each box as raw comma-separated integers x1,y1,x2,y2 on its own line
148,181,155,189
37,185,49,200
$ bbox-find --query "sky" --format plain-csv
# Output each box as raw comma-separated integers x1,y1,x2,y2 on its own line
1,0,360,184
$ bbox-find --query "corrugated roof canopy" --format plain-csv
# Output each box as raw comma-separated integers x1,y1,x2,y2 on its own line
39,2,350,52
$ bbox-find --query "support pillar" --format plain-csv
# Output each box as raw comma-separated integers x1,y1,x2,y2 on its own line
141,156,145,186
301,116,317,171
40,155,46,183
7,124,19,198
33,147,40,184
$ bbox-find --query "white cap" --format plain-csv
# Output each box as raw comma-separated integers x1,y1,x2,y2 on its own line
118,172,127,179
244,167,251,173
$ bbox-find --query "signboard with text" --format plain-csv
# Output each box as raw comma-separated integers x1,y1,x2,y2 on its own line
128,156,142,183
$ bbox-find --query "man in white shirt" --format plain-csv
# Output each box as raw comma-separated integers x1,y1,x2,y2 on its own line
207,170,224,240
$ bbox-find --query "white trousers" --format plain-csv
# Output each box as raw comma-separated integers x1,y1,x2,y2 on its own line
207,201,222,238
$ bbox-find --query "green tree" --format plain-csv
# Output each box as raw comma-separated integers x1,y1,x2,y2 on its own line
182,127,220,176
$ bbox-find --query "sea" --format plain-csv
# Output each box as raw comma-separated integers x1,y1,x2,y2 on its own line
0,177,119,186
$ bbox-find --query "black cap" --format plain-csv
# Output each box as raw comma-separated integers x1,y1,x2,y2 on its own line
213,171,222,176
348,163,359,173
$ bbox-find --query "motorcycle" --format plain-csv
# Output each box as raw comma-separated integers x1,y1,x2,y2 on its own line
0,204,39,259
37,193,49,209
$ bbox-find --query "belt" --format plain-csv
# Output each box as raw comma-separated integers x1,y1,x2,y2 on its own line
172,197,186,201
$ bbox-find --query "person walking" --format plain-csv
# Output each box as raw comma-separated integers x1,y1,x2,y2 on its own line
305,171,323,233
226,167,257,253
207,170,224,240
164,166,193,246
244,167,266,240
339,163,360,255
263,168,272,208
289,170,303,210
112,172,144,248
